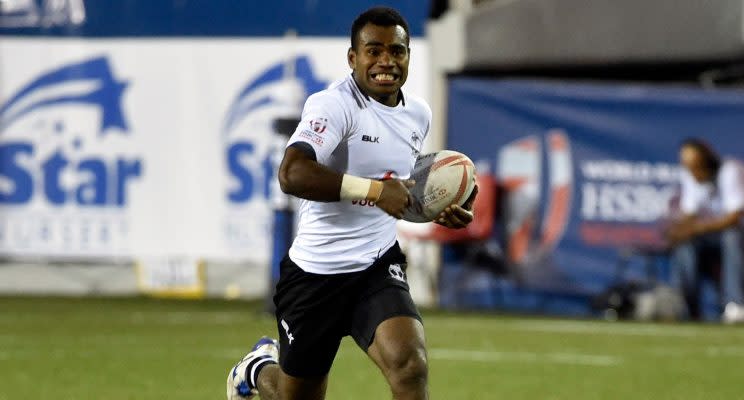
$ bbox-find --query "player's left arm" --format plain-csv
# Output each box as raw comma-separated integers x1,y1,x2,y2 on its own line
681,162,744,238
693,161,744,235
435,185,479,229
686,209,744,237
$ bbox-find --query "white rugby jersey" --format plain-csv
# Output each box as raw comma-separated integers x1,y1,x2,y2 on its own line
285,74,431,274
681,158,744,217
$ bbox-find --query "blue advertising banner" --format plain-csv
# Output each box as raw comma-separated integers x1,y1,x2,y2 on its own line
0,0,427,37
443,77,744,315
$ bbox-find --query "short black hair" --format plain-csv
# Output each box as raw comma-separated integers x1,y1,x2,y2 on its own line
350,6,410,49
681,137,721,173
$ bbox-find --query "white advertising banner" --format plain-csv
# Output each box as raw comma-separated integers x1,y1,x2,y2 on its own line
0,38,431,262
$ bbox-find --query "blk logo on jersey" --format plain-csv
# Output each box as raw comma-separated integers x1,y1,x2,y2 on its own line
362,135,379,143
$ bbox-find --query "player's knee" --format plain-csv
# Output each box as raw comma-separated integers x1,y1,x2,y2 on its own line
386,346,428,390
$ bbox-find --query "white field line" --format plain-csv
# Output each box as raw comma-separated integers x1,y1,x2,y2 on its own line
126,311,249,325
705,346,744,357
4,345,740,364
502,320,732,338
0,311,251,325
0,334,17,342
649,345,744,357
212,348,621,366
428,348,621,367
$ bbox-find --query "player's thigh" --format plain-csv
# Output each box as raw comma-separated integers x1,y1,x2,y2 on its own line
366,315,427,377
274,255,347,378
351,262,427,378
279,372,329,400
349,245,421,352
274,313,343,379
349,281,426,376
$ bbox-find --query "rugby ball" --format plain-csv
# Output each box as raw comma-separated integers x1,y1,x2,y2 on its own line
402,150,476,223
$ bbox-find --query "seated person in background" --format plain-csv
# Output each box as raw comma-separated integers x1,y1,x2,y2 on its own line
667,138,744,323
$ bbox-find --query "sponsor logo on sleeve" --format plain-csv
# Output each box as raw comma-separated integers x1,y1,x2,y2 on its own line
309,118,327,133
298,129,324,146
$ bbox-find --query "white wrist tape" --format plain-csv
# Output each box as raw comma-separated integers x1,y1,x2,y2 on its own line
340,174,383,201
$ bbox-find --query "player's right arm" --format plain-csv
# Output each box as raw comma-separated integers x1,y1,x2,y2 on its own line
278,145,414,218
278,92,413,218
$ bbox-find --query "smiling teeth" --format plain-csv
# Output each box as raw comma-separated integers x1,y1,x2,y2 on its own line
374,74,395,81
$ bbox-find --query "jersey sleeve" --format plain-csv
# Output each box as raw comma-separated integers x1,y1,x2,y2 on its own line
719,161,744,213
679,170,701,215
287,92,349,165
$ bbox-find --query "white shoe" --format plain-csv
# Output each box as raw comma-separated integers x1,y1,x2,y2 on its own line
722,302,744,324
226,337,279,400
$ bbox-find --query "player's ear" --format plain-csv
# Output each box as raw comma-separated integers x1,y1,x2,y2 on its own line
347,47,356,69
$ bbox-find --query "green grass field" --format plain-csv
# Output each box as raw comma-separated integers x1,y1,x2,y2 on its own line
1,296,743,400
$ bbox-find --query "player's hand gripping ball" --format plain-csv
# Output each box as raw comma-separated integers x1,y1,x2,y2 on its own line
402,150,476,223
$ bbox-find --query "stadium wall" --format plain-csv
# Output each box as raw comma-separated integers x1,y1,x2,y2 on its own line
0,1,433,298
439,77,744,318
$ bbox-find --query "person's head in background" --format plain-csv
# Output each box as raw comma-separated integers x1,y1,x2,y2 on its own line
348,6,410,107
680,138,722,183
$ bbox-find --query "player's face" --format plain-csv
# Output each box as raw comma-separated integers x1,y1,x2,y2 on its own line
348,23,409,107
680,146,713,182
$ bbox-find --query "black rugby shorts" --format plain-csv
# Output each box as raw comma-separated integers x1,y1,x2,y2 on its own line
272,242,421,378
